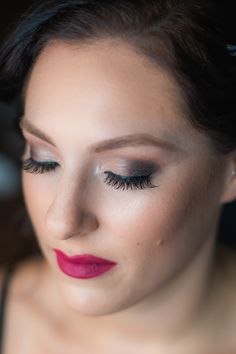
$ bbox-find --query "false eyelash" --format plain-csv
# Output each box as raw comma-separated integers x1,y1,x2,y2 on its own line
22,158,158,191
104,171,157,190
22,157,59,174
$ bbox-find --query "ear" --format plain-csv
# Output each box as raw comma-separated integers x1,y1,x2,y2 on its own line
220,153,236,205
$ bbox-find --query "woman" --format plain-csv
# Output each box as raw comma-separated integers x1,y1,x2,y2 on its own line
0,0,236,353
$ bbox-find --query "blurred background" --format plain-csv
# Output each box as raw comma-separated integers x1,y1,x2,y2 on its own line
0,1,235,267
0,1,42,265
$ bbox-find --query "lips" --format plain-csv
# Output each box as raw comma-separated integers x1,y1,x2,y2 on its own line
53,248,117,279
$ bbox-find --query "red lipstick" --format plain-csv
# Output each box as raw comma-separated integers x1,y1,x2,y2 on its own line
53,249,117,279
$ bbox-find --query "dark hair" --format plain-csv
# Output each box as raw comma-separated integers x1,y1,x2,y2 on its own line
0,0,236,155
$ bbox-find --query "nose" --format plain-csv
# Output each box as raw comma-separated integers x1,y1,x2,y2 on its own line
45,178,99,240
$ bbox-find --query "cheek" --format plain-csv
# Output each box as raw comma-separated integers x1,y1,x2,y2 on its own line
98,172,218,299
101,166,217,269
22,172,52,233
101,181,198,248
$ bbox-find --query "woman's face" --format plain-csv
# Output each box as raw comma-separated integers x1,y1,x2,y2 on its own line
21,39,228,316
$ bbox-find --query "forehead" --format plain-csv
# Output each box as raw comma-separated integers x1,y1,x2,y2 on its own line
23,39,207,152
24,38,185,116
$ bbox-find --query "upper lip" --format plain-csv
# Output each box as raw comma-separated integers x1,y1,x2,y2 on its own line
53,248,117,264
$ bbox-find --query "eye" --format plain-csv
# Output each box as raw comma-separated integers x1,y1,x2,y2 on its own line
103,171,158,191
22,155,159,191
22,157,59,174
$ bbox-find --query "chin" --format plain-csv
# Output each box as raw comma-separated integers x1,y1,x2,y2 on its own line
58,283,137,317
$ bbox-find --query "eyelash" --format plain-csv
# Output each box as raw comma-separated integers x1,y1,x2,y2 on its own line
104,171,156,190
22,157,158,191
22,157,59,174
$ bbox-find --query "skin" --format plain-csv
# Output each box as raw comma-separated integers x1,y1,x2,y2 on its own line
15,38,236,353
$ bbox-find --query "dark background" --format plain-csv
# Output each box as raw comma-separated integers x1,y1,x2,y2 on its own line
0,1,41,265
0,1,235,262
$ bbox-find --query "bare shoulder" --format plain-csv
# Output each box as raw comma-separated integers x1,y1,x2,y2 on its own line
10,255,46,299
0,255,46,302
1,256,52,354
0,256,43,302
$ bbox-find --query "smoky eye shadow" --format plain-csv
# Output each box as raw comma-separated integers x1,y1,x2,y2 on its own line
125,160,158,176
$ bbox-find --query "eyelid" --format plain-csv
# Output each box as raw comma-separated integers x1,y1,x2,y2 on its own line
101,160,159,177
22,157,158,191
23,138,160,179
23,142,60,163
22,132,60,156
126,161,159,176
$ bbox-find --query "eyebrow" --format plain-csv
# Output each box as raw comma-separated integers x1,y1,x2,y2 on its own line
19,118,181,153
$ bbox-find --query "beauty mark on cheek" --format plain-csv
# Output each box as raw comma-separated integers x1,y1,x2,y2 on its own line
155,239,164,247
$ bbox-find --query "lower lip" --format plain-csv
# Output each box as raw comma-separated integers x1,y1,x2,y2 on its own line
55,254,117,279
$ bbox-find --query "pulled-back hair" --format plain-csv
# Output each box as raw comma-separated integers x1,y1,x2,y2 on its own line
0,0,236,155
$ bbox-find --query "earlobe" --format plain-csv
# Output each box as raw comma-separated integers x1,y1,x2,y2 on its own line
220,168,236,205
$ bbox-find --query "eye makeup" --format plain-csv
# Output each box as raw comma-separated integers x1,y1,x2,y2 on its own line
22,143,160,191
120,160,158,176
103,160,159,190
103,171,157,190
22,157,59,174
22,144,60,174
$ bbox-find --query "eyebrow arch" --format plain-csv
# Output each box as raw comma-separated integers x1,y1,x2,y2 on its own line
19,118,180,153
